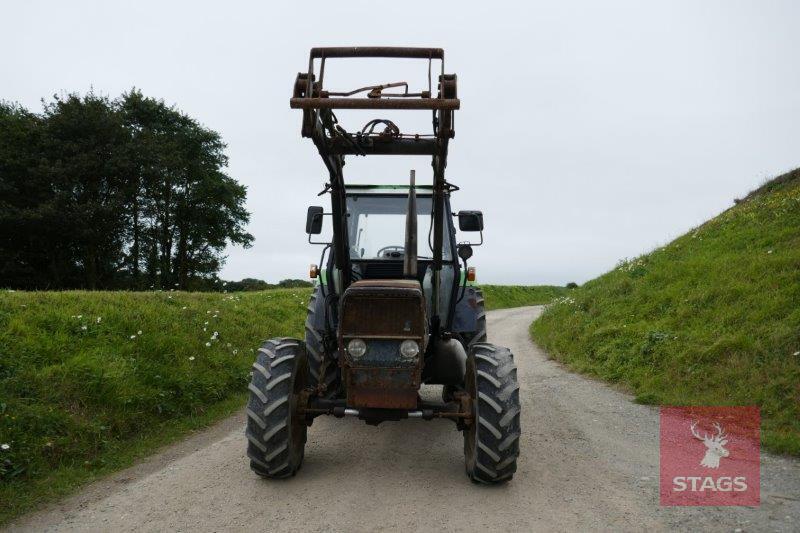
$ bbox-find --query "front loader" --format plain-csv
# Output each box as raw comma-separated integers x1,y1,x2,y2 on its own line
245,47,520,484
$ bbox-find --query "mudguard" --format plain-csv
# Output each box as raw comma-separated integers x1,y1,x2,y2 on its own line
452,286,480,334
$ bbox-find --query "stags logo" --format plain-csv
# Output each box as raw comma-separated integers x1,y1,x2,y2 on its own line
660,406,759,506
690,421,729,468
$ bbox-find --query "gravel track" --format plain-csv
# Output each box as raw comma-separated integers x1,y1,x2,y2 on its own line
7,306,799,532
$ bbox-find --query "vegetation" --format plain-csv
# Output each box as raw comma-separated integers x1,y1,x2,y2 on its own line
0,284,558,523
222,278,313,292
481,284,567,310
532,168,800,455
0,91,251,291
0,289,306,523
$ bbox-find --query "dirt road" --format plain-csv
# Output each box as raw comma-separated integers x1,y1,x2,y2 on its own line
8,307,799,532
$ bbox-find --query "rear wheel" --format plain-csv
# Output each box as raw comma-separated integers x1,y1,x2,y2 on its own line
463,342,521,484
305,287,341,398
462,288,487,347
245,338,308,478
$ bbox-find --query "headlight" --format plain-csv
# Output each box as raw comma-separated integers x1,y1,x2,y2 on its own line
399,339,420,359
347,338,367,358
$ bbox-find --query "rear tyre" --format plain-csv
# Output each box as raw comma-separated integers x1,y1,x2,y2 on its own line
462,289,487,347
305,287,341,398
463,342,521,484
245,338,308,478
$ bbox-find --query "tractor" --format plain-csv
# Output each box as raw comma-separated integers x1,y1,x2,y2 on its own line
245,47,520,484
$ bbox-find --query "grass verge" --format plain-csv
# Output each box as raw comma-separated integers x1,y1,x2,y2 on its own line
531,169,800,456
0,289,308,524
480,285,567,310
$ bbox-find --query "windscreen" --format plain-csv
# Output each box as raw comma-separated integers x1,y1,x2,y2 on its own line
346,194,452,261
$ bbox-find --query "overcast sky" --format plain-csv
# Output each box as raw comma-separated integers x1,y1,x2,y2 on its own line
3,1,798,285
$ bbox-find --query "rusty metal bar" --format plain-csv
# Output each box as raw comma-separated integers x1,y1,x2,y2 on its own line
310,47,444,59
300,407,470,420
328,138,436,155
290,97,459,110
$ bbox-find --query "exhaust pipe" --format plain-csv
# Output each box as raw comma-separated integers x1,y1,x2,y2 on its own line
403,169,418,278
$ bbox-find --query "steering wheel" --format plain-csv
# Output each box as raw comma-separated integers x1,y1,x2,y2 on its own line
376,245,405,258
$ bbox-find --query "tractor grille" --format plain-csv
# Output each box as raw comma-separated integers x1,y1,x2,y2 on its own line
363,262,403,279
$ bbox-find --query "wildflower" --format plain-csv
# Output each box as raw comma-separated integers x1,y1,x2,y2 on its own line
203,327,207,332
174,283,179,287
81,325,88,331
205,342,211,347
137,330,142,335
1,443,10,451
226,342,231,348
182,306,187,310
767,250,774,254
204,321,209,325
211,331,219,340
233,349,238,355
189,356,196,361
96,317,102,324
77,315,83,319
794,351,800,356
130,335,136,340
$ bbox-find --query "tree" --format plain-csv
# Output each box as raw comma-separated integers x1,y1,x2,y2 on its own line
0,102,54,288
0,90,253,290
118,90,253,290
41,93,129,289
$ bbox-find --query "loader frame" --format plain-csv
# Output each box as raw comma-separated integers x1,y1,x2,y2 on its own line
291,46,459,333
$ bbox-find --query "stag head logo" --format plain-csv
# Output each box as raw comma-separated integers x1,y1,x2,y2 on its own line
690,421,729,468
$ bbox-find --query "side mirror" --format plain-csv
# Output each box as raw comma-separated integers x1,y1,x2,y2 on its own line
458,210,484,232
306,206,323,234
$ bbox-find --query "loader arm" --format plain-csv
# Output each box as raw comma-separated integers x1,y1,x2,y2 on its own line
290,46,458,330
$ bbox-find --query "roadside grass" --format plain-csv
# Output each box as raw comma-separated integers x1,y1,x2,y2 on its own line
0,289,308,524
481,285,568,310
0,283,560,524
531,169,800,456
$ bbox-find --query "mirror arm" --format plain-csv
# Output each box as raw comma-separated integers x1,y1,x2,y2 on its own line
308,234,332,245
457,231,483,247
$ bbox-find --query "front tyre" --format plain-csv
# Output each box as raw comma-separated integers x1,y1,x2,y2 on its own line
463,342,521,484
245,338,308,478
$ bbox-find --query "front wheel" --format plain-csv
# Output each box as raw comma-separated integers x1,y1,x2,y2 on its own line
245,338,308,478
463,342,521,484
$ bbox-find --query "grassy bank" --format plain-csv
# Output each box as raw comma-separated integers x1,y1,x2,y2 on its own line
531,169,800,455
0,284,559,523
481,285,567,310
0,289,308,524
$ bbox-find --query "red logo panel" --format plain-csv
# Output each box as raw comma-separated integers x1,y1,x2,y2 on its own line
660,406,760,506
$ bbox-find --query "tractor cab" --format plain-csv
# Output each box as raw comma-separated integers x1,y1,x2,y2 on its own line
311,184,459,324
